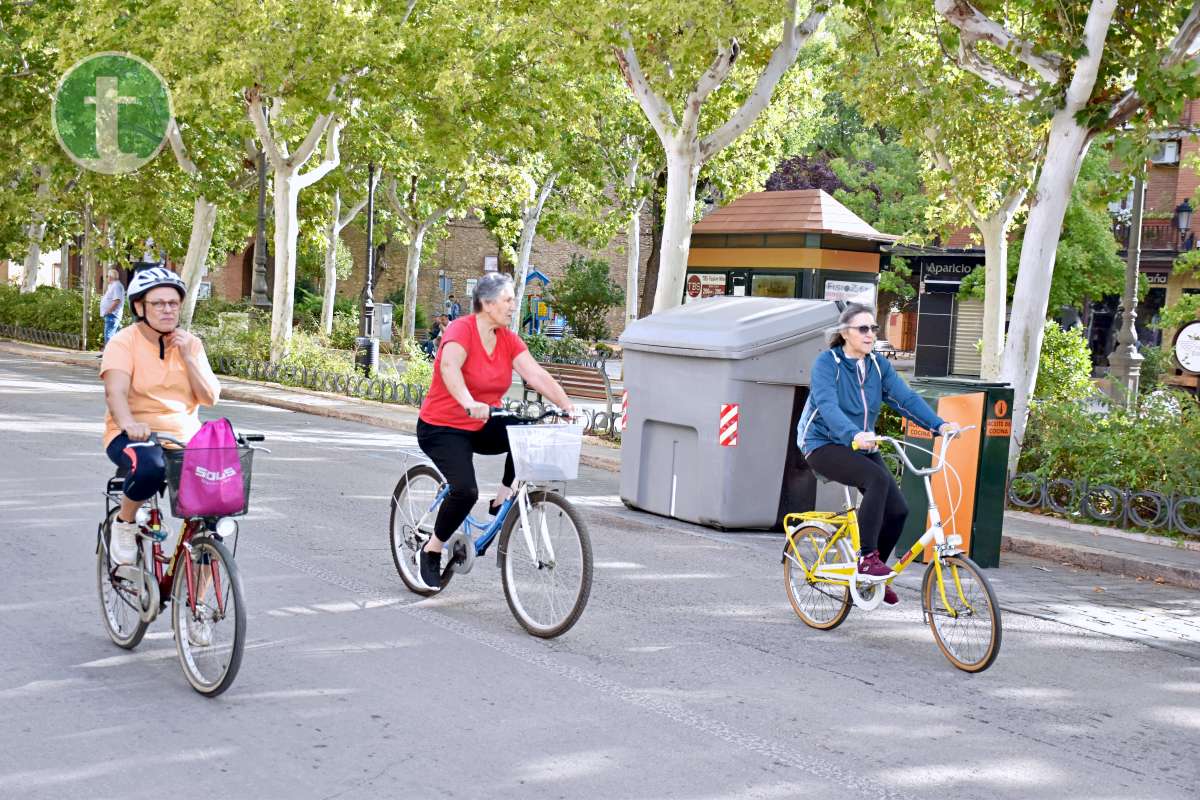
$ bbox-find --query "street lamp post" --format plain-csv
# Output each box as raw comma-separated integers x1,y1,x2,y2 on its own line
1174,199,1193,250
1108,172,1145,407
250,149,271,309
355,163,379,376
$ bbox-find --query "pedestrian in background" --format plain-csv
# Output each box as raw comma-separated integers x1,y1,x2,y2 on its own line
100,268,125,346
446,294,462,321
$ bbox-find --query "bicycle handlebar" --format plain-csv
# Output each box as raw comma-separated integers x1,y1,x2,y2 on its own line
853,425,977,477
489,405,574,423
132,431,268,448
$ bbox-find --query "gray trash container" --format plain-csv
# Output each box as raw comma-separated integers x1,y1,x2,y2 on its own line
618,296,839,529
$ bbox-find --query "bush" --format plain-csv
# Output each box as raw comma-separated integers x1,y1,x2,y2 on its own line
1138,344,1172,395
1020,390,1200,496
191,296,251,327
383,288,428,332
1035,321,1095,403
0,284,104,346
545,255,624,341
396,338,433,392
521,331,592,362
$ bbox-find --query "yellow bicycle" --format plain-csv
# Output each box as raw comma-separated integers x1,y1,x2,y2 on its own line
782,428,1002,672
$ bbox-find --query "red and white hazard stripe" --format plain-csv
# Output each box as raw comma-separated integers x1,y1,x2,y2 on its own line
719,403,739,447
619,391,628,432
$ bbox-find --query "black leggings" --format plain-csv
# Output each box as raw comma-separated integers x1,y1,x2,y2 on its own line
416,416,522,542
804,444,909,559
105,433,167,504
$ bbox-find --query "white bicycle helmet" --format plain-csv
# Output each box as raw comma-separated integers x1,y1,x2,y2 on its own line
127,266,187,308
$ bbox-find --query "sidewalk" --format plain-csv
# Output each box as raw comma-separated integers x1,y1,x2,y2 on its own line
4,336,1197,591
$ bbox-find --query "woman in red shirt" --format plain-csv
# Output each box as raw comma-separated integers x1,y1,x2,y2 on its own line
416,272,575,589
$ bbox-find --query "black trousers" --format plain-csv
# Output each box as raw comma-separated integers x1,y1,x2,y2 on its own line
105,433,167,503
805,444,909,559
416,416,522,541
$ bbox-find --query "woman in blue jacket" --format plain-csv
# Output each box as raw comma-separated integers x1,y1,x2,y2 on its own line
797,303,957,606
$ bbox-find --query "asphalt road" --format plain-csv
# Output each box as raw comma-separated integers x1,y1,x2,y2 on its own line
2,353,1198,800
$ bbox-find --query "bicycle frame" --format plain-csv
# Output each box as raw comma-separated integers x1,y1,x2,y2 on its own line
419,478,557,570
101,489,224,621
784,428,975,612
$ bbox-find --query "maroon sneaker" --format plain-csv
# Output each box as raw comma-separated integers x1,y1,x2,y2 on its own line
857,550,894,578
883,586,900,606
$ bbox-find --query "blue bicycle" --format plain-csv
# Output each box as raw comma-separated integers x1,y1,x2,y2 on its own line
389,408,593,638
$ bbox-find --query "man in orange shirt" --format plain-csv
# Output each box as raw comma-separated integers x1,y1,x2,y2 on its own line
100,267,221,566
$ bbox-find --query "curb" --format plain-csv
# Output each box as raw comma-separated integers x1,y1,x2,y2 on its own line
1001,532,1200,591
1005,508,1200,552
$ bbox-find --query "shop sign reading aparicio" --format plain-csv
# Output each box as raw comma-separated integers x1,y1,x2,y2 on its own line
922,262,977,279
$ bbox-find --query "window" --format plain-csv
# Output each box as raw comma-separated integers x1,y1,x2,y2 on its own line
1150,140,1181,165
751,274,796,298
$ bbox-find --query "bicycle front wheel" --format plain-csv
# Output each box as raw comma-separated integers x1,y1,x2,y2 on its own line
921,555,1002,673
389,464,453,596
782,525,852,630
172,535,246,696
96,509,149,649
498,491,592,638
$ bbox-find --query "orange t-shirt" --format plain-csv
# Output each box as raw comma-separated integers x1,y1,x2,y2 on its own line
99,326,220,447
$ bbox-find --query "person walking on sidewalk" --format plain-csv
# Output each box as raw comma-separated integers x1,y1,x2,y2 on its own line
100,267,221,565
415,273,575,590
100,268,126,346
797,302,958,606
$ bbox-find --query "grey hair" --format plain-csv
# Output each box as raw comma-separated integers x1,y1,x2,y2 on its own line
473,272,514,312
827,302,876,348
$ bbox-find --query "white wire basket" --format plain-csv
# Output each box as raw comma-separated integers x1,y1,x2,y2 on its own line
507,423,584,482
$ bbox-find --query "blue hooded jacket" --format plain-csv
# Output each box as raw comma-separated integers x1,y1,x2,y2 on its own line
797,347,945,455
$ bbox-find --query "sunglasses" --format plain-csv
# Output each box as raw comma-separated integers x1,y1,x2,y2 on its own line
846,324,880,334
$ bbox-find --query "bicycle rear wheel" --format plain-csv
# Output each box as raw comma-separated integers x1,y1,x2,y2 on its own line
782,525,852,630
498,491,592,638
921,555,1001,673
96,508,149,649
172,534,246,696
389,464,454,596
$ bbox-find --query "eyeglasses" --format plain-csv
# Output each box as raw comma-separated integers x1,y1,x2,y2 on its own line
144,300,181,311
846,324,879,335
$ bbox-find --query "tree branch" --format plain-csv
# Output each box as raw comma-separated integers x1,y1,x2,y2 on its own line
296,116,342,189
245,87,284,170
934,0,1064,83
167,120,199,177
614,30,678,143
385,176,415,226
1107,1,1200,127
340,194,368,229
400,0,418,27
681,39,738,134
1064,0,1118,111
700,1,825,161
949,43,1040,100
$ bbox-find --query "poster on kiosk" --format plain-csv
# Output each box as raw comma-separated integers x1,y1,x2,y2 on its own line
684,273,726,303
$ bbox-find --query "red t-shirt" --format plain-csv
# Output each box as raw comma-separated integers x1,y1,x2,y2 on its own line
419,315,528,431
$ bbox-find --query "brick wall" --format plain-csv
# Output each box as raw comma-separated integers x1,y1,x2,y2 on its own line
340,210,654,339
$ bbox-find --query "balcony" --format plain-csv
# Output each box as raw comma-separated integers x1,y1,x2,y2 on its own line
1112,219,1195,252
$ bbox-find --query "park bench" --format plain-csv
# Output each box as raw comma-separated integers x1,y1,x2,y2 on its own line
521,359,615,416
873,339,897,360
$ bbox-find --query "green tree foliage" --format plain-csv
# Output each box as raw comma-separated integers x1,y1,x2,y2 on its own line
959,150,1124,311
1032,321,1094,403
546,255,625,341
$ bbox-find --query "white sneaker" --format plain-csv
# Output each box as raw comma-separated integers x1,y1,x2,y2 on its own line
187,605,213,647
109,520,140,566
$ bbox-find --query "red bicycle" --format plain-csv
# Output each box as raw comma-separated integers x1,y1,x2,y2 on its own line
96,432,265,696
